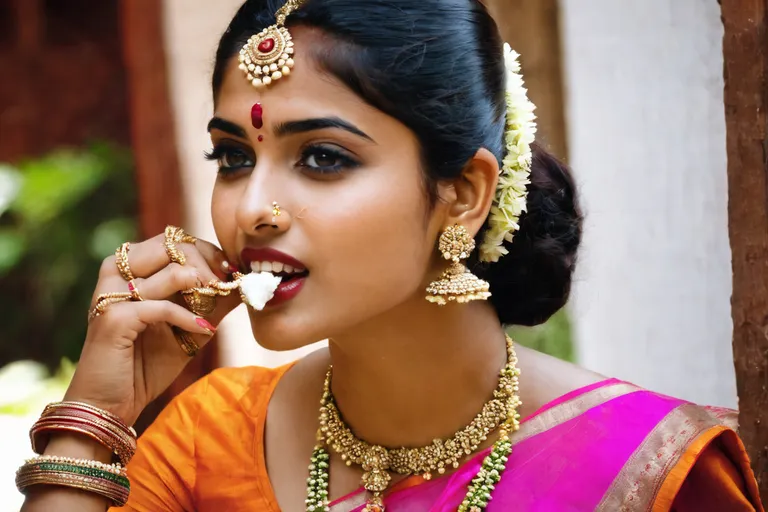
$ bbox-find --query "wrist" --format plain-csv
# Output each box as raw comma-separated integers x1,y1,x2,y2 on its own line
42,432,114,464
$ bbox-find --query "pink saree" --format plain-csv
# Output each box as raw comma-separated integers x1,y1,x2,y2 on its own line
330,379,763,511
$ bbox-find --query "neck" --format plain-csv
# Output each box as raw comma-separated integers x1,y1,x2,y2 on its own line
328,297,507,448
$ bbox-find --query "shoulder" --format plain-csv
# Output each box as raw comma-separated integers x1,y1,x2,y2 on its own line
168,364,292,419
515,344,608,419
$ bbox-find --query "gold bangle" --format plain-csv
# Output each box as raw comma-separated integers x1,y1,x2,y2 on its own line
114,242,135,281
16,457,129,507
16,472,129,507
41,402,136,439
31,418,135,466
32,406,137,466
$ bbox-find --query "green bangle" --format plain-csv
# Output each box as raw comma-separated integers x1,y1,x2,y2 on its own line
30,462,130,489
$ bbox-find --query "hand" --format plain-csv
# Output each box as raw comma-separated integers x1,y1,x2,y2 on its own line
63,232,241,426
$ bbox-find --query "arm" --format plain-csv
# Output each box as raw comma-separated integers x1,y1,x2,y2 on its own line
17,233,237,511
21,435,114,512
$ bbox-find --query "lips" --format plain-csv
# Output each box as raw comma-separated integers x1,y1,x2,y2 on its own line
239,247,308,308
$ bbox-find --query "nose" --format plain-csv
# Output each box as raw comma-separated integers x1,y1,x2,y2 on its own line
235,176,292,237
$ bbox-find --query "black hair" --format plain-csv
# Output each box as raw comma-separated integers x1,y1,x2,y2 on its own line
213,0,583,326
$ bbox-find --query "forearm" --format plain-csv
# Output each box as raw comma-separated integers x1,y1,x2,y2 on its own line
20,433,114,512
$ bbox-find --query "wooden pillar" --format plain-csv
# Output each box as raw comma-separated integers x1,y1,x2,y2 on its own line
721,0,768,500
121,0,184,238
13,0,43,54
484,0,568,159
121,0,218,433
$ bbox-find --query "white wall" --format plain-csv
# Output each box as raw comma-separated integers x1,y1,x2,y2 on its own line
560,0,736,406
162,0,323,368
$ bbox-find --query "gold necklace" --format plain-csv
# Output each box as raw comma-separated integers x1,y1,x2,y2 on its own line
316,335,521,509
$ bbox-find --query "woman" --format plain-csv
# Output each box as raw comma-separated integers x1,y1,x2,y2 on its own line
17,0,764,510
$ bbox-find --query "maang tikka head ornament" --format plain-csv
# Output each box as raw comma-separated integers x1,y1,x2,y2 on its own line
238,0,307,89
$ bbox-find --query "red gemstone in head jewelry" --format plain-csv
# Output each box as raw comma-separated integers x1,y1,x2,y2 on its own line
237,0,304,88
251,103,264,129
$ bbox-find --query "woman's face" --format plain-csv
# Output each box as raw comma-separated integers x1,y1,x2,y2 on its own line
210,29,449,350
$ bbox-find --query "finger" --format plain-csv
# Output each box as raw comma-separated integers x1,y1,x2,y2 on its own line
101,233,229,281
174,242,220,285
130,263,202,301
98,299,216,337
127,264,240,324
195,239,238,279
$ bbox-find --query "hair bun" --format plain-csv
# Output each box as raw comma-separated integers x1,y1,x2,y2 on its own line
474,143,582,326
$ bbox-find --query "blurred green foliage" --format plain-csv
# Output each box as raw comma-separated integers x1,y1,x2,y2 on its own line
0,359,76,416
509,309,574,362
0,143,137,369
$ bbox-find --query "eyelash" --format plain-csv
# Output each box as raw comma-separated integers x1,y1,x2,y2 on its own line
203,143,360,177
297,144,360,175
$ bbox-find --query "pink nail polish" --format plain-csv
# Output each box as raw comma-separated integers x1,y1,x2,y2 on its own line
196,318,216,334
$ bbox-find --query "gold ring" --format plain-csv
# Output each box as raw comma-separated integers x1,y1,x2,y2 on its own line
127,280,144,302
164,226,198,265
180,279,239,317
88,293,132,322
115,243,134,281
181,287,218,317
171,327,200,357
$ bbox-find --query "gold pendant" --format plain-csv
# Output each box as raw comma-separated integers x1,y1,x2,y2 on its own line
238,26,296,88
362,492,385,512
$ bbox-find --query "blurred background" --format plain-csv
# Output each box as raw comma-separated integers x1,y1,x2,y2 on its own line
0,0,741,508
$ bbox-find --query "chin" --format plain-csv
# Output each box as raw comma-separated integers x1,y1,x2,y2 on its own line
246,307,326,352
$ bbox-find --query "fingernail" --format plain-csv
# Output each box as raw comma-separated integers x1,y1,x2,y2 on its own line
221,261,240,274
195,318,216,334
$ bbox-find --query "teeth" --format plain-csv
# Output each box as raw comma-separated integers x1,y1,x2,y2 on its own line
249,261,304,274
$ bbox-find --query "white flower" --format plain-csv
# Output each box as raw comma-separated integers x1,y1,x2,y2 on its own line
239,272,281,310
479,43,537,263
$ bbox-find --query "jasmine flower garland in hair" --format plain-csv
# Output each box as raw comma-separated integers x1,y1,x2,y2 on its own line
479,43,538,263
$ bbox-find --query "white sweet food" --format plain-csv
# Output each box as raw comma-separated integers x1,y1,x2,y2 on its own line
239,272,281,310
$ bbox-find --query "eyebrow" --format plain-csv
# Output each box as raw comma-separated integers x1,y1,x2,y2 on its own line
207,115,376,143
274,117,376,143
207,117,247,138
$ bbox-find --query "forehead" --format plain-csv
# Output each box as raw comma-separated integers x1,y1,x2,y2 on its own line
215,27,376,124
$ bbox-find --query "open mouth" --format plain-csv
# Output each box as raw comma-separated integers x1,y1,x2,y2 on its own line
248,261,309,283
239,248,309,307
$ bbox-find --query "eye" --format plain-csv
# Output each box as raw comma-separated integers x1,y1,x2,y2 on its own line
204,144,255,174
298,144,360,175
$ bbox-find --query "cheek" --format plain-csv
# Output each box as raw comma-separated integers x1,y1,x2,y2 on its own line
313,169,433,302
210,182,240,257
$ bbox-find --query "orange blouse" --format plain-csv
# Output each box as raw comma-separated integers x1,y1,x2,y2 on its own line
111,366,763,511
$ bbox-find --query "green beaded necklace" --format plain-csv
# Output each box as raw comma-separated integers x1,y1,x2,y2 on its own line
305,338,521,512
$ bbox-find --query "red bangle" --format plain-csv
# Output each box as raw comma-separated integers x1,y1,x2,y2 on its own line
30,402,137,465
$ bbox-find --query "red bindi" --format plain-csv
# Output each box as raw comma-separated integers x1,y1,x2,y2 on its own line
258,135,264,142
251,103,264,129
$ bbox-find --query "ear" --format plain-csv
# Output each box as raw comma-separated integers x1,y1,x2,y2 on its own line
437,148,499,236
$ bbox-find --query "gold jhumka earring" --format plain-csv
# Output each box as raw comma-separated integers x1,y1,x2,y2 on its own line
425,224,491,305
238,0,306,88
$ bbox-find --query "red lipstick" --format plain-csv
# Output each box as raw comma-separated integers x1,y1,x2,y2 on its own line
240,247,308,308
